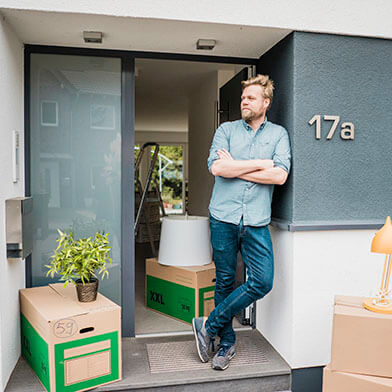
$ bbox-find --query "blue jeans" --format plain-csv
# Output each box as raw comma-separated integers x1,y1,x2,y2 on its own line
205,214,274,347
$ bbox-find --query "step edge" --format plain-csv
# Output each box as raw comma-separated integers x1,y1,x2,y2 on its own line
97,371,291,391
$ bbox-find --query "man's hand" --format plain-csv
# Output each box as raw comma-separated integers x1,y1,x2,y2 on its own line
238,167,288,185
217,148,234,161
211,149,274,177
213,148,286,185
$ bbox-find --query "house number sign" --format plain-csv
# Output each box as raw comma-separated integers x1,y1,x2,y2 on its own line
308,115,354,140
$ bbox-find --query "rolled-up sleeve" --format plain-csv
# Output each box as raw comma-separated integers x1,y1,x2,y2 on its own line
207,124,230,173
273,128,291,174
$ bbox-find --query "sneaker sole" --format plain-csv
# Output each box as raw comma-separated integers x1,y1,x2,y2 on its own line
192,318,209,363
212,351,236,370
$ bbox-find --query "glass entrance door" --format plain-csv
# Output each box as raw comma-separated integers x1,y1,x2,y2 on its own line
29,53,122,305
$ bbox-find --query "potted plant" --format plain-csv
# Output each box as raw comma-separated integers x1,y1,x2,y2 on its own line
46,229,112,302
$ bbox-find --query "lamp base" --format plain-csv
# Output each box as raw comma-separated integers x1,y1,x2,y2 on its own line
363,297,392,314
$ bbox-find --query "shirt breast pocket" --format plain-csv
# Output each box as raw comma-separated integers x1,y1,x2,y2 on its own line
257,141,275,159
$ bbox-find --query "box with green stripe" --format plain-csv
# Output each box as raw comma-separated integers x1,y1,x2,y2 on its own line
20,284,121,392
146,258,215,324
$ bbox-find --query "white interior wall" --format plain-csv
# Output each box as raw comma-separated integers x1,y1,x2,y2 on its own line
0,14,25,389
135,94,188,132
187,69,238,216
135,131,187,144
188,71,217,216
257,227,380,369
135,81,189,184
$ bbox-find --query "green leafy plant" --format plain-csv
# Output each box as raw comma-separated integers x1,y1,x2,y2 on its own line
46,229,112,286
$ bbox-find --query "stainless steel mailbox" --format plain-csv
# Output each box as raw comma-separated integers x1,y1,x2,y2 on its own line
6,197,33,259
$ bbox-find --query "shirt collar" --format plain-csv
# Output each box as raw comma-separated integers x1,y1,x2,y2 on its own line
242,117,268,133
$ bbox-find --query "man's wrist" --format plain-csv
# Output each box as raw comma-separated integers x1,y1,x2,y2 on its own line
255,159,273,170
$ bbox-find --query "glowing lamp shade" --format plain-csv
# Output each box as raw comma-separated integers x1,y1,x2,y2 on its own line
371,216,392,254
158,215,212,267
363,216,392,314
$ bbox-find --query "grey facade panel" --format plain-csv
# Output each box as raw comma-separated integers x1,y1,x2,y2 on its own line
259,32,392,226
293,32,392,222
257,33,294,222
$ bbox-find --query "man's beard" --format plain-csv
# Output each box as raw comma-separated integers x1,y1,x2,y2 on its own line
241,108,264,122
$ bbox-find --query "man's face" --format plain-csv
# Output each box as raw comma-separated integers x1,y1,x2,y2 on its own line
240,85,270,122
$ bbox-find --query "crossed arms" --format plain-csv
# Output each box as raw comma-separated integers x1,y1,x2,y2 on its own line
210,148,288,185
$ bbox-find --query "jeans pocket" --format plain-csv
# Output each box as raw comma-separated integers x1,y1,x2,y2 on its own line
209,214,220,226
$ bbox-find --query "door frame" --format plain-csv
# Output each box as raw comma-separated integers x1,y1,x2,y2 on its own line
24,44,257,337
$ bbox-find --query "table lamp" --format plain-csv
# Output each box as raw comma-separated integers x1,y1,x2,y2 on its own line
363,216,392,314
158,215,212,267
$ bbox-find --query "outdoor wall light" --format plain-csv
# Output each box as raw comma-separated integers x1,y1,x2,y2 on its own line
158,215,212,267
83,31,103,44
196,39,216,50
363,216,392,314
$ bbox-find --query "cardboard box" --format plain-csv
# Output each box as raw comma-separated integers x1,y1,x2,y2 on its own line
323,365,392,392
145,258,215,324
331,295,392,378
20,284,121,392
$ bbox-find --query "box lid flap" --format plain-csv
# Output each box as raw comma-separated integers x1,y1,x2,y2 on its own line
146,258,215,288
147,258,214,272
49,283,119,312
334,295,366,307
326,365,392,386
20,284,118,323
186,262,215,272
20,285,87,322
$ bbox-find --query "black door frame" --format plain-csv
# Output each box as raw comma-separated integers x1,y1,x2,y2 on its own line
24,44,257,337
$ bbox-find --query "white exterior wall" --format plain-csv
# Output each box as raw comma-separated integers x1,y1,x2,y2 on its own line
0,15,24,389
0,0,390,382
1,0,392,40
257,227,380,369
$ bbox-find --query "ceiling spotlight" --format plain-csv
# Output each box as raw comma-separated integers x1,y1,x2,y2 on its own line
83,31,103,44
196,39,216,50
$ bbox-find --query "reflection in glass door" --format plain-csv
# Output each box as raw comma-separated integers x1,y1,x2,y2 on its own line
29,54,122,304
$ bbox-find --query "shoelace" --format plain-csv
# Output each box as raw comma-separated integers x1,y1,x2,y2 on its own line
217,345,231,357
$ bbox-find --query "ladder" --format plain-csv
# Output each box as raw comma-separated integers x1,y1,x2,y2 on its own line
134,142,166,256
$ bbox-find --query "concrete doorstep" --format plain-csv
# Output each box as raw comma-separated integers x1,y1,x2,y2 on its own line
6,330,291,392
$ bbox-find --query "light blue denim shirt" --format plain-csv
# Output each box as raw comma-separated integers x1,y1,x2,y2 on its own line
208,119,291,226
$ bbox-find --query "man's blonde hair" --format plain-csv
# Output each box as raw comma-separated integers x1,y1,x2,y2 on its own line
241,74,274,109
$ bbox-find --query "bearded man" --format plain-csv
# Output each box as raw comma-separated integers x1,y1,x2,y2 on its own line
192,74,291,370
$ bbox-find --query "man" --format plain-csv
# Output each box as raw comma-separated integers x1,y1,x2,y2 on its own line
192,74,291,371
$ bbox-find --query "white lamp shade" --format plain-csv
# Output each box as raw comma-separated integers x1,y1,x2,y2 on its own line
158,215,212,266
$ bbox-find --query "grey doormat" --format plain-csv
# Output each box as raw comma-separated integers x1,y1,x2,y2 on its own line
146,336,269,373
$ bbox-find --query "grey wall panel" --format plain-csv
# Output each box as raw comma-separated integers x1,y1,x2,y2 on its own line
293,32,392,222
258,32,392,226
257,33,294,222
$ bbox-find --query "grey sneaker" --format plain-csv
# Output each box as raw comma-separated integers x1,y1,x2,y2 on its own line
192,317,212,362
211,345,235,370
